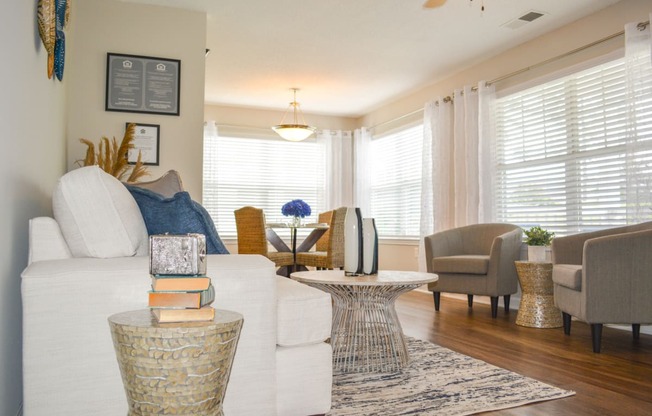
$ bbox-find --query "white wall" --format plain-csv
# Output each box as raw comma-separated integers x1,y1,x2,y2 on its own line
67,0,207,199
1,2,69,415
361,0,652,273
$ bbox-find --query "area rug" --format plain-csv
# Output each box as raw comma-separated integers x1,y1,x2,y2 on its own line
328,338,574,415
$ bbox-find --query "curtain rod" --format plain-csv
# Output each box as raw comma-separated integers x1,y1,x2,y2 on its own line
210,122,343,136
369,19,650,131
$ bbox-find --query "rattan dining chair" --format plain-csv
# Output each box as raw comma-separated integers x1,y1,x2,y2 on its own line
314,210,333,252
296,207,346,270
234,206,294,271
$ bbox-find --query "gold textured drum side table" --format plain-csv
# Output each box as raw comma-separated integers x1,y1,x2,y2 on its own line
514,261,562,328
108,309,243,416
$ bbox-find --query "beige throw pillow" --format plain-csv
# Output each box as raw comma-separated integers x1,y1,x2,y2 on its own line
124,170,184,198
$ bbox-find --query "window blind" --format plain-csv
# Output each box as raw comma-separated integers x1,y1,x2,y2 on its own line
495,56,652,236
203,133,327,239
369,124,423,238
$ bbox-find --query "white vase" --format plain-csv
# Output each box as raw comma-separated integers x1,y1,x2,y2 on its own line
344,207,363,276
527,245,548,262
362,218,378,275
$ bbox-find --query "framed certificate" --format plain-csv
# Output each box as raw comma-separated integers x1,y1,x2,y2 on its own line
127,123,160,166
106,53,181,116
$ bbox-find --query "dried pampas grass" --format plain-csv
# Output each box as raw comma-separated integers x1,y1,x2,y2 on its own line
76,123,150,182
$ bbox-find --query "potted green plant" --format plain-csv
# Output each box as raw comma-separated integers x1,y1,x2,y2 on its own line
523,226,555,262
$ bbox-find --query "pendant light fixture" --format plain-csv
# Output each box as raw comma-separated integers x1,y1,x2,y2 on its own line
272,88,316,141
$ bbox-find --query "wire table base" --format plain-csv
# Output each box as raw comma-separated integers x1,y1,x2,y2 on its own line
291,270,438,373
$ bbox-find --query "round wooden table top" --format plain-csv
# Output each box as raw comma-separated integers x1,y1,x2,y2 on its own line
291,269,438,286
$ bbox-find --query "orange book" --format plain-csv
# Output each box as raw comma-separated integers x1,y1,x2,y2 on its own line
148,285,215,309
151,276,211,292
152,306,215,323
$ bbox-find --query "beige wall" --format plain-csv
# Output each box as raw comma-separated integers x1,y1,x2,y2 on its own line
1,1,69,414
360,0,650,129
67,0,207,199
362,0,651,273
204,104,358,133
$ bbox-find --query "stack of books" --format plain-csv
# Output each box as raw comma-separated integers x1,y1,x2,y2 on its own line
149,275,216,323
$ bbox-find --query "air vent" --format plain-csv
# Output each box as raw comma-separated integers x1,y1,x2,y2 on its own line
501,10,546,30
520,11,544,22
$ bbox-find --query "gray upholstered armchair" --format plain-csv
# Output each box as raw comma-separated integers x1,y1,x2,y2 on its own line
424,223,523,318
551,222,652,353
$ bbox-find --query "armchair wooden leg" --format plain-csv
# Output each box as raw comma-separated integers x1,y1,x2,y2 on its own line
633,324,641,340
490,296,498,318
591,324,603,353
467,294,474,308
433,292,441,311
503,295,511,312
562,312,571,335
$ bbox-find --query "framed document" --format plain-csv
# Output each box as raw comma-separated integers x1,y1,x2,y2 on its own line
106,53,181,116
127,123,160,166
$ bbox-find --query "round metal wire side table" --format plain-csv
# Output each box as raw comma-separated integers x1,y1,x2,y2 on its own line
291,270,438,373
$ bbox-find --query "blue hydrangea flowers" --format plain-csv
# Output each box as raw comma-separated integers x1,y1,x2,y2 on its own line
281,199,312,218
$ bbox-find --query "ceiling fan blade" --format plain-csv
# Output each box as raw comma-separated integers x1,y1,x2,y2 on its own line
423,0,446,8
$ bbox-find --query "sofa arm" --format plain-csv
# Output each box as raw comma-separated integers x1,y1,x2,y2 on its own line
582,230,652,323
28,217,72,264
21,254,278,416
487,228,522,294
207,255,278,414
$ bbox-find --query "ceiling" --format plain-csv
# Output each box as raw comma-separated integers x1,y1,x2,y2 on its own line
124,0,622,117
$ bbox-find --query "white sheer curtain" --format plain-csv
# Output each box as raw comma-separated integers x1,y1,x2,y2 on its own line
202,120,218,199
204,120,218,140
625,17,652,223
452,82,496,227
316,129,353,209
353,127,372,215
418,99,453,270
477,82,497,223
418,82,496,271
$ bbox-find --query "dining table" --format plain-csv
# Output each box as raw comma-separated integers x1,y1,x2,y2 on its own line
265,222,329,276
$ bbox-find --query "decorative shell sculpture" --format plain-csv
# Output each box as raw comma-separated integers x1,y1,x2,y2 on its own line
37,0,70,80
77,123,150,183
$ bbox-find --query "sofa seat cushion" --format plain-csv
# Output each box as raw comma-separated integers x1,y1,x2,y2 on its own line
52,166,148,258
432,255,490,275
276,276,332,347
553,264,583,291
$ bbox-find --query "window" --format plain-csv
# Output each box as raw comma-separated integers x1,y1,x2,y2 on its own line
495,56,652,236
369,124,423,239
203,132,327,239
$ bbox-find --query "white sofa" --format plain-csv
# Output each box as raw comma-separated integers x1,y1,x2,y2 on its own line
21,166,333,416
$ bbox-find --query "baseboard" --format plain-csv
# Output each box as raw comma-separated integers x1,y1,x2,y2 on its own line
414,289,652,335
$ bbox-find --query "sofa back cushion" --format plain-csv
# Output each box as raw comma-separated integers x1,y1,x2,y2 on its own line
52,166,148,258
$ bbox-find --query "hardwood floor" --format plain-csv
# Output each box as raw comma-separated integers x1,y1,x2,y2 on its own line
395,290,652,415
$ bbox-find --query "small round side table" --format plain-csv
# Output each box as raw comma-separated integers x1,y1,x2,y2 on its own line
291,270,438,373
514,261,562,328
108,309,243,416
